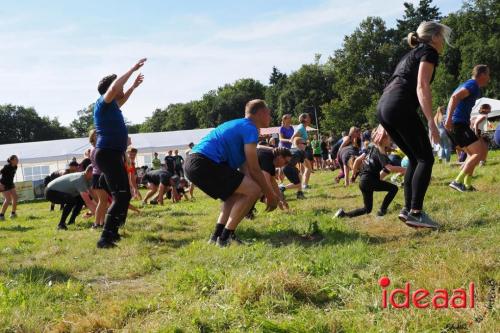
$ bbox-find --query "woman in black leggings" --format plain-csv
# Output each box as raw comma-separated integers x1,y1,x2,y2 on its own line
377,21,451,229
335,127,405,219
93,58,146,248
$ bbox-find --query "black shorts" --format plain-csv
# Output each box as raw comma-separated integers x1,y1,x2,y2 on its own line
447,123,478,148
92,174,104,190
313,153,321,158
0,183,14,191
184,153,244,201
321,153,329,161
98,174,111,194
283,165,301,185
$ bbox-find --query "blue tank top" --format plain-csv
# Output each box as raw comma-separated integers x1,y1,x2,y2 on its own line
94,96,128,152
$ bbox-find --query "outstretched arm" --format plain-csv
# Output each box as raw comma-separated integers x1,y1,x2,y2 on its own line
104,58,146,103
117,73,144,107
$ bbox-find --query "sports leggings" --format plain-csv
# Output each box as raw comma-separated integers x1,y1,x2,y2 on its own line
345,175,398,217
377,90,434,211
95,149,131,231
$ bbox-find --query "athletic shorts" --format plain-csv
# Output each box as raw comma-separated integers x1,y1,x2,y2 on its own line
447,123,478,148
283,165,301,185
184,153,244,201
313,153,321,158
321,153,329,161
92,174,104,190
0,183,14,191
98,174,111,194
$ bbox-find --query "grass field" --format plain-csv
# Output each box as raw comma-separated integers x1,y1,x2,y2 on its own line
0,152,499,333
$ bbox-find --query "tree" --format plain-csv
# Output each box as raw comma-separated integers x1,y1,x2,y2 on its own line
0,104,73,144
70,104,95,137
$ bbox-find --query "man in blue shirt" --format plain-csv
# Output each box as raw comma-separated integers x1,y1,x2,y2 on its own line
185,99,279,247
445,64,490,192
93,58,146,248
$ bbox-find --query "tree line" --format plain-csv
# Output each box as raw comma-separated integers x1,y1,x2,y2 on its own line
0,0,497,145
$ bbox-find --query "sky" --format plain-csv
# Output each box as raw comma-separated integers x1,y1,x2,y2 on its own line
0,0,461,125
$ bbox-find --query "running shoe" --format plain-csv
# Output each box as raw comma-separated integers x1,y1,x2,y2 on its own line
9,212,17,219
279,184,286,193
207,234,218,245
302,184,311,190
0,215,4,221
296,191,306,200
398,208,409,222
334,208,346,218
91,223,99,229
57,224,68,230
405,212,439,230
217,233,245,247
449,181,466,192
150,199,158,205
97,238,116,249
376,209,387,217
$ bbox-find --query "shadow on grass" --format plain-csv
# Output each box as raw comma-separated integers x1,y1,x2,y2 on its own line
141,234,193,248
0,225,34,232
239,226,388,248
2,265,75,284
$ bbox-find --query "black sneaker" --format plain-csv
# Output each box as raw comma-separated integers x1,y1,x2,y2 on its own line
376,209,387,217
449,181,466,192
279,185,286,193
91,223,99,229
110,231,121,242
405,212,439,230
216,233,245,247
150,200,158,205
57,224,68,230
207,234,218,245
97,238,116,249
334,208,346,218
398,208,409,222
296,191,306,200
10,212,17,219
0,214,4,221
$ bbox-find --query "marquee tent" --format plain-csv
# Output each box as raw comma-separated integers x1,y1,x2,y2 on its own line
0,128,213,182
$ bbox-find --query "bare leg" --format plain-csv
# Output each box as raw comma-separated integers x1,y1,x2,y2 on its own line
142,184,158,203
1,191,12,215
10,189,17,213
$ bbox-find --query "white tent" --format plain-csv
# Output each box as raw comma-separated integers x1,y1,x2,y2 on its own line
470,97,500,118
0,128,213,182
470,97,500,133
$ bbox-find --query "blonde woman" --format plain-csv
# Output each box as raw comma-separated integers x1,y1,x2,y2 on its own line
291,113,312,188
377,21,452,228
434,106,452,163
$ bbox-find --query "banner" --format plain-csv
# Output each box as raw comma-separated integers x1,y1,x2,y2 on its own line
15,181,35,201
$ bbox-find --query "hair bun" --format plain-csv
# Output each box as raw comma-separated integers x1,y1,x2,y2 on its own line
407,32,420,48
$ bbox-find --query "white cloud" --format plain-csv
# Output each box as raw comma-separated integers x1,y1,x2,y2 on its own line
0,0,456,126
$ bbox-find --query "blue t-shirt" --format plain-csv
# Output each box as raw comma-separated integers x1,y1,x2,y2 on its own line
279,126,294,149
451,79,481,125
296,124,308,141
192,118,259,169
94,96,128,152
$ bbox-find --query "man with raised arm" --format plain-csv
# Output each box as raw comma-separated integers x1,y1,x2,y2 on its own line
93,58,146,248
185,99,279,247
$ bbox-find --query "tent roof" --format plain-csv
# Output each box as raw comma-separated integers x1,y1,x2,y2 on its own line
470,97,500,119
0,128,214,164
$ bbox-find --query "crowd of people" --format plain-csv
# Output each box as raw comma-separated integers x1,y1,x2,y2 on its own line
0,21,498,248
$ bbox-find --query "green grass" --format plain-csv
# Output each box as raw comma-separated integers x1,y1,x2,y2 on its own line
1,152,499,332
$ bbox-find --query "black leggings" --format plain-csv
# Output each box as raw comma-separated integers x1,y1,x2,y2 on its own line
346,175,398,217
377,91,434,211
45,189,84,226
95,149,131,230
